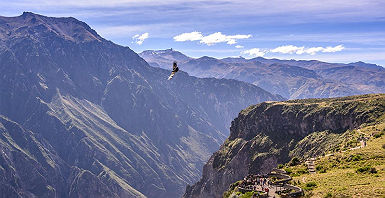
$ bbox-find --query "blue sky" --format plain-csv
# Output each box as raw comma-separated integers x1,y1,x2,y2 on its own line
1,0,385,66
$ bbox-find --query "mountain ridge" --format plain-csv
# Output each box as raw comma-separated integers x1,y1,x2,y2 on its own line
0,12,102,43
140,49,385,99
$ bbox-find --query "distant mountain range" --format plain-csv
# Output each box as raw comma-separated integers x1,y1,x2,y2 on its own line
140,49,385,99
0,12,282,197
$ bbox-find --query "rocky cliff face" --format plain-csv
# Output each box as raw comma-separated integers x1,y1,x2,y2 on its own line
0,12,282,197
183,94,385,198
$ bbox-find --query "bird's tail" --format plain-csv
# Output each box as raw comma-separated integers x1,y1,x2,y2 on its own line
168,71,176,80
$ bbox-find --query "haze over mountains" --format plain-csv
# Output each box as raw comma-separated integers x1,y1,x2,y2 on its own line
140,49,385,99
0,12,282,198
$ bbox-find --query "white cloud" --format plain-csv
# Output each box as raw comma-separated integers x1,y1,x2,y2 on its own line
235,45,244,49
173,31,203,41
322,45,344,53
200,32,251,45
174,31,251,46
242,44,345,57
270,45,305,54
132,32,149,45
270,45,344,55
304,47,324,55
242,48,266,57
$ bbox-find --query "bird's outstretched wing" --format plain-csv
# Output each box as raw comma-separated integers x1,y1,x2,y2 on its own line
168,71,176,80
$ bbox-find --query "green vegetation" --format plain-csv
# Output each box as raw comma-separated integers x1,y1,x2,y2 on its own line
316,165,327,173
373,131,384,138
348,154,362,162
239,191,255,198
287,165,309,176
289,157,301,166
304,181,317,190
222,190,231,198
287,95,385,197
222,94,385,198
291,128,385,197
223,187,265,198
284,167,292,175
306,182,317,187
214,138,246,169
356,166,377,174
290,129,361,160
324,192,333,198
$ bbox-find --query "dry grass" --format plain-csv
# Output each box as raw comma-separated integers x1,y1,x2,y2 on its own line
292,129,385,198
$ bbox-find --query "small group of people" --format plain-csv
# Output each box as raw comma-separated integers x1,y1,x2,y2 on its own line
254,176,269,187
238,174,272,195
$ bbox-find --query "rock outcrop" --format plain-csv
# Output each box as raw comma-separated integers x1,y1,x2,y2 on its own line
183,94,385,198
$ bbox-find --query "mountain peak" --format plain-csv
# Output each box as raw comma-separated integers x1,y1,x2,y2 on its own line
21,11,37,17
348,61,383,70
0,12,103,43
198,56,216,60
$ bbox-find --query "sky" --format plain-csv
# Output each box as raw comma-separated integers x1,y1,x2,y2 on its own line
1,0,385,66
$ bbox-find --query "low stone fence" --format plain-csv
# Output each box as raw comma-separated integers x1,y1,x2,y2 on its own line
237,186,268,198
268,169,303,197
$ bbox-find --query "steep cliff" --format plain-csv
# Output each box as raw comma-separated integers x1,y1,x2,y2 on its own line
184,94,385,198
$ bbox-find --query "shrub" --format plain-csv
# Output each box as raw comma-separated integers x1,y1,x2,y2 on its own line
356,166,370,173
373,132,384,138
346,140,357,147
306,181,317,187
356,166,377,174
324,192,333,198
292,180,297,185
316,165,327,173
284,168,292,175
303,181,317,190
239,191,256,198
223,191,231,198
370,167,378,174
289,157,301,166
277,164,284,169
297,167,309,175
348,154,362,162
